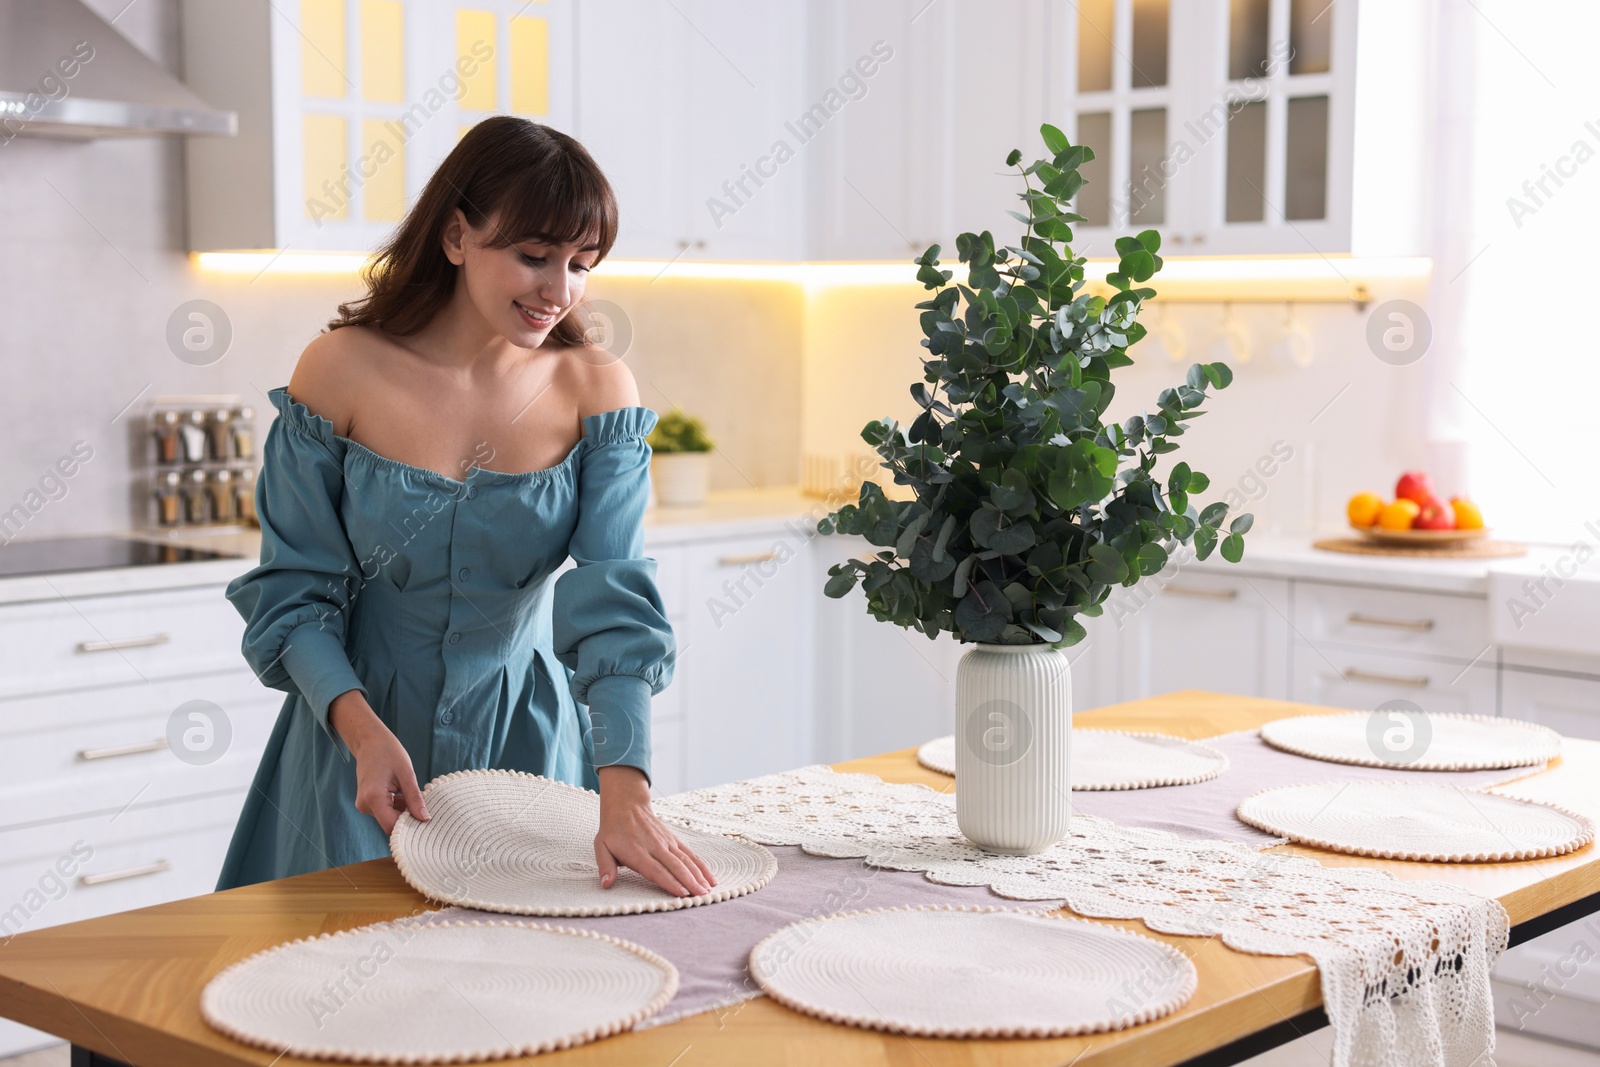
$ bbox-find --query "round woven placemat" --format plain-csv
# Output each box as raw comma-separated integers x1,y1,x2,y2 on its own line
390,768,776,915
916,729,1229,790
200,918,678,1063
1312,537,1527,559
1236,781,1594,862
1259,711,1560,771
749,904,1196,1037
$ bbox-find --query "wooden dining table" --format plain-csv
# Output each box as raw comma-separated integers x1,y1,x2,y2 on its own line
3,690,1598,1067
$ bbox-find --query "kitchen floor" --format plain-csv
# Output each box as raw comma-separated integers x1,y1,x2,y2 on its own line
3,1030,1597,1065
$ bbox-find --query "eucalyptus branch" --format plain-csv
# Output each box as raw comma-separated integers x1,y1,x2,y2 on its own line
819,123,1253,647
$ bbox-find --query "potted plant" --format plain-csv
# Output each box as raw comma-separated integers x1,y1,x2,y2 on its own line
817,123,1253,854
647,408,715,507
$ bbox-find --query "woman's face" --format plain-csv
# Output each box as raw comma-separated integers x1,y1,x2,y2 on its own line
443,207,599,347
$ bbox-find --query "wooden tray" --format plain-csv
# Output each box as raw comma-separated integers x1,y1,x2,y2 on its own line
1350,525,1490,546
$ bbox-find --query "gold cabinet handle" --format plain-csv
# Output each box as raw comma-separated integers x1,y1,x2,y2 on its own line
1342,667,1430,689
78,739,170,761
1346,613,1434,633
1164,585,1239,600
78,859,172,886
718,550,780,566
77,633,171,653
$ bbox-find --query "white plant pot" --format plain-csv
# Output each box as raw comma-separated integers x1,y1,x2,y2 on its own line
651,452,710,507
954,641,1073,855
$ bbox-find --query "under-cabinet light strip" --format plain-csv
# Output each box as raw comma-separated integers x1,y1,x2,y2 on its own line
193,252,1431,290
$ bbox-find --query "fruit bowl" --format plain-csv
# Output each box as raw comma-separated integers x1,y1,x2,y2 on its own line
1352,525,1491,546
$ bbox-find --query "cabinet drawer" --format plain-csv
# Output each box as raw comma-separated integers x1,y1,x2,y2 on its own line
0,672,279,828
0,789,245,940
1292,583,1489,662
0,586,245,698
1501,669,1600,742
1291,648,1497,718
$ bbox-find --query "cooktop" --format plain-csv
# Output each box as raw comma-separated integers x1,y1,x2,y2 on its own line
0,535,241,580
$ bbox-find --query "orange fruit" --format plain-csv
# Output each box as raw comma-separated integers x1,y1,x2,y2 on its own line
1377,499,1422,531
1450,497,1485,530
1347,492,1384,527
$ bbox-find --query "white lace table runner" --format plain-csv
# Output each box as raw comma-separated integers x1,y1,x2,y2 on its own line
654,765,1509,1067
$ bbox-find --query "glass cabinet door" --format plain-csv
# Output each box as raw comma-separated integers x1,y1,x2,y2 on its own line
1065,0,1192,256
1058,0,1355,257
1199,0,1353,253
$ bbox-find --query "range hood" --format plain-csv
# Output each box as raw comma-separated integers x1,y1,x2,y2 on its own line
0,0,235,139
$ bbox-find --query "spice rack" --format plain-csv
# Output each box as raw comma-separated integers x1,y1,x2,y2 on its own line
143,394,260,532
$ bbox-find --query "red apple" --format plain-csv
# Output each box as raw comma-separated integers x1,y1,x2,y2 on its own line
1414,497,1456,530
1395,470,1436,506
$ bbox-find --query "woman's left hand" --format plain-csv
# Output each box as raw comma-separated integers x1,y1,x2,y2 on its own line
594,765,718,897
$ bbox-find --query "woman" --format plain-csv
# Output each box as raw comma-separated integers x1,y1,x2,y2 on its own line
217,116,715,900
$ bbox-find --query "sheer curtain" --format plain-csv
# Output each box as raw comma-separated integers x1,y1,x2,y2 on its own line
1438,0,1600,543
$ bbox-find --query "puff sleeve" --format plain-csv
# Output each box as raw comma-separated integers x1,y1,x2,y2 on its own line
552,406,677,786
225,387,368,761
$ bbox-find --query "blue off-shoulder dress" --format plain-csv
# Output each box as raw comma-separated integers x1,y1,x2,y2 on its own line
215,386,675,891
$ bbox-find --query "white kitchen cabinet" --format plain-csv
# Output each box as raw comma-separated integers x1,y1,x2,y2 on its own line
804,0,947,261
807,0,1052,261
573,0,691,260
1500,667,1600,742
1061,0,1430,257
1116,572,1291,701
1291,582,1491,664
680,0,809,261
679,530,814,790
183,0,576,252
0,585,251,700
811,533,964,764
1291,648,1498,719
0,573,270,1058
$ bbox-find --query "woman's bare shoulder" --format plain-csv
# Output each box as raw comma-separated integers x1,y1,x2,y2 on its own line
287,326,387,436
562,343,643,420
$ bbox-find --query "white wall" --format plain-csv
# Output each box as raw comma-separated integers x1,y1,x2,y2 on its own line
801,274,1434,541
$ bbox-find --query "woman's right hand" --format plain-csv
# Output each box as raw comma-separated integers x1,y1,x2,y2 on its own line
330,690,429,835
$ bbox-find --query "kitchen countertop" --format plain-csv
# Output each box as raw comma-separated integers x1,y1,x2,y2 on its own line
2,690,1595,1067
0,487,832,605
0,496,1571,605
1187,532,1570,597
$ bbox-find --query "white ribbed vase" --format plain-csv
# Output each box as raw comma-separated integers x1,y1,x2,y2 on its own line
954,642,1073,855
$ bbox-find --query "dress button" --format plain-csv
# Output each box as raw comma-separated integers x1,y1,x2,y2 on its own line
440,709,454,725
466,485,477,499
458,567,470,581
448,631,461,645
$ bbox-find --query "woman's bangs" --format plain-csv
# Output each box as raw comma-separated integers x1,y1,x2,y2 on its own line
497,157,616,254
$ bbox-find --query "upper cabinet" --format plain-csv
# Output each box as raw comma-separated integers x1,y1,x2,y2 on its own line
183,0,575,252
805,0,1053,262
575,0,808,261
184,0,1426,261
1062,0,1430,257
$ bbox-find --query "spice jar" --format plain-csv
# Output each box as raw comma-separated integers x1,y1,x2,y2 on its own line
231,406,256,460
154,470,182,527
208,467,235,522
152,409,182,465
233,466,257,524
207,408,234,461
180,410,208,464
183,468,210,524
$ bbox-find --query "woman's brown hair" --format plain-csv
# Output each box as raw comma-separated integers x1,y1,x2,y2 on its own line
327,116,618,347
